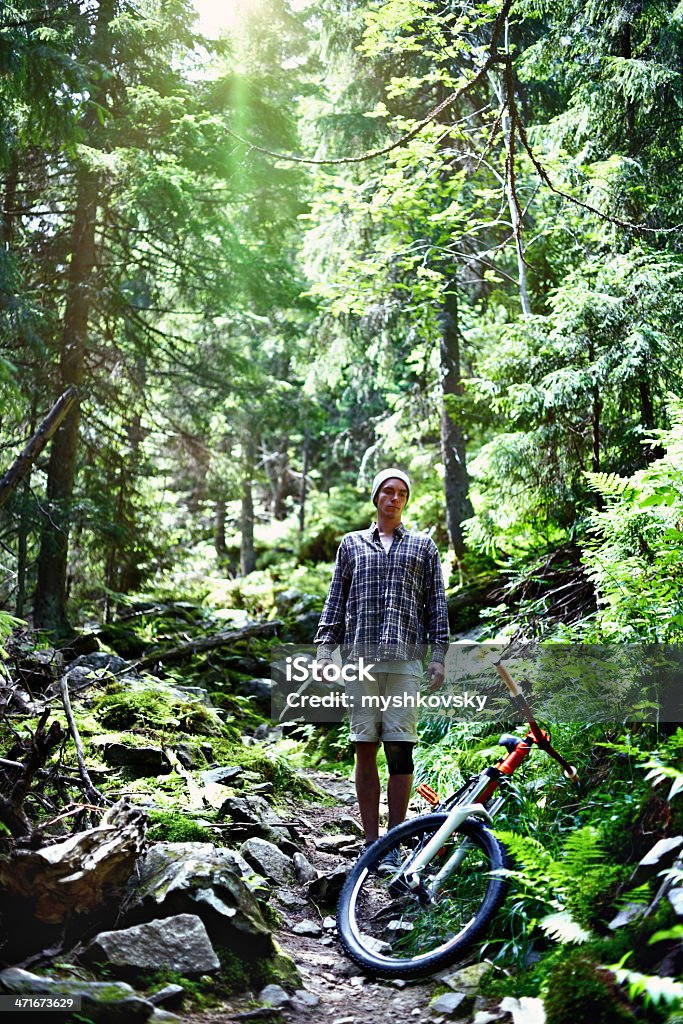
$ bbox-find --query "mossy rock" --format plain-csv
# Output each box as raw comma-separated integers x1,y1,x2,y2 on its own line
146,811,216,845
94,688,222,736
542,949,636,1024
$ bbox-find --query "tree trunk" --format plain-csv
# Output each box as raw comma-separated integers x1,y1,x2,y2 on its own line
299,426,309,534
214,499,227,560
33,0,113,636
240,437,256,576
33,169,99,636
439,287,473,556
1,150,19,248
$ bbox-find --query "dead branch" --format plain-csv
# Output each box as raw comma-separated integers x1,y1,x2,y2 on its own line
0,711,63,838
126,620,282,672
58,677,110,808
0,388,79,510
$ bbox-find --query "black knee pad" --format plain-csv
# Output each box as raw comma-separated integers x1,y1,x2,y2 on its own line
383,741,414,775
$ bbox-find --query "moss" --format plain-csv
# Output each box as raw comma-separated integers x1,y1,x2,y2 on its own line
93,688,222,736
146,810,216,844
542,949,636,1024
209,736,308,797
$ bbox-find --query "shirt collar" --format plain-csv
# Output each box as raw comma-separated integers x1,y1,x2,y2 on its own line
368,521,406,540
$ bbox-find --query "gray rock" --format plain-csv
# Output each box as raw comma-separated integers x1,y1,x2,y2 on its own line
150,1011,183,1023
438,962,491,992
322,915,336,930
630,837,683,885
68,652,129,674
291,920,323,937
275,889,308,909
237,678,272,710
609,902,647,930
240,837,293,884
0,967,153,1023
292,989,320,1009
96,741,171,775
85,914,219,975
668,886,683,917
259,983,290,1007
293,852,318,884
175,744,196,769
338,816,364,837
218,794,296,852
172,685,214,707
306,867,348,906
430,992,467,1016
314,834,360,852
124,842,273,958
201,766,242,785
148,984,184,1009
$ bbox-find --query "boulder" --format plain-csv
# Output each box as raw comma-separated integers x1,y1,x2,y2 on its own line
306,867,348,907
293,852,318,884
629,837,683,886
291,989,320,1011
218,794,297,853
124,842,273,960
96,742,172,775
258,983,290,1008
67,652,128,675
438,962,492,992
236,677,272,710
240,838,293,885
148,984,185,1009
201,766,242,785
85,914,219,976
291,920,323,938
430,992,467,1017
0,967,154,1024
314,834,360,853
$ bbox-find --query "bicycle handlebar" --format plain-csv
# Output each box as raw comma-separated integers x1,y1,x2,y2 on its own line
494,660,579,785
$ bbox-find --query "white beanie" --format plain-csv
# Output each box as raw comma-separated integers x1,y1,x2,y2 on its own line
371,468,411,506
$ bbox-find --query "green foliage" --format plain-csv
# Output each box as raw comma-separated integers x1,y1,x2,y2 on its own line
543,949,636,1024
93,687,221,736
146,810,216,844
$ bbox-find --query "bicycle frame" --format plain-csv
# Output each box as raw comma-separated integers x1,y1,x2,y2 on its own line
396,660,578,894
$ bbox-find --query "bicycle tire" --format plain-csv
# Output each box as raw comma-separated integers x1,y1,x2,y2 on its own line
336,813,509,978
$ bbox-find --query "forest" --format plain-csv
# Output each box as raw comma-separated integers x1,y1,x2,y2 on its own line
0,0,681,1021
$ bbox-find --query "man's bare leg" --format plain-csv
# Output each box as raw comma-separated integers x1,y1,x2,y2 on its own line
354,741,380,843
387,773,412,830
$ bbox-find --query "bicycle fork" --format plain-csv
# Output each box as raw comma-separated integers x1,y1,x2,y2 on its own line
399,802,494,894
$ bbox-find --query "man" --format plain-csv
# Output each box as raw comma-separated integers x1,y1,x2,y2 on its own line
315,468,449,870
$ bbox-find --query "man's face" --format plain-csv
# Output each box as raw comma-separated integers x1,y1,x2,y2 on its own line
376,479,408,522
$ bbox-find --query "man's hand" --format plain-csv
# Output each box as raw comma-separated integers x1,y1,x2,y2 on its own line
426,661,445,692
315,658,334,684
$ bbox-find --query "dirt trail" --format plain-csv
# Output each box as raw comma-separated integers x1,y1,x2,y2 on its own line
192,768,448,1023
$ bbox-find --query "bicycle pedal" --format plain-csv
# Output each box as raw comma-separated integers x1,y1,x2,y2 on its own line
416,782,440,806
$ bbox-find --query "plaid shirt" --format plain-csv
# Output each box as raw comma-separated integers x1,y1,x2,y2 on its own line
315,521,449,664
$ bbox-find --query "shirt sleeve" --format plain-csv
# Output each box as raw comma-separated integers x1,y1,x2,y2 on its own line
424,540,449,664
314,537,351,659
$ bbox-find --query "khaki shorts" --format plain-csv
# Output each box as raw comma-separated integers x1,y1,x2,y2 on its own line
345,670,422,743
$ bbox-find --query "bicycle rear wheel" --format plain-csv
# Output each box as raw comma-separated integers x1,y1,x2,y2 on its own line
336,812,508,978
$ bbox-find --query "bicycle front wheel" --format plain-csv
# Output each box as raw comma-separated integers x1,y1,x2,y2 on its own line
336,813,508,978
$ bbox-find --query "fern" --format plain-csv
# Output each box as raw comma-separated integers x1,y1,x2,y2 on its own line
610,963,683,1008
584,471,634,500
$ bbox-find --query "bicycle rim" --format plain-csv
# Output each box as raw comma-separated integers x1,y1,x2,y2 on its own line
337,813,508,977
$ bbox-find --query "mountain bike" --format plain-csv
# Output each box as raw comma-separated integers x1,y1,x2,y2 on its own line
336,660,578,978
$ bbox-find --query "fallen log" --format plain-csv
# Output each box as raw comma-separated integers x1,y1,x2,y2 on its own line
0,799,147,925
125,620,282,672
